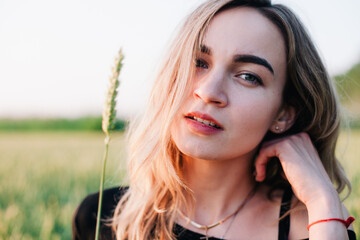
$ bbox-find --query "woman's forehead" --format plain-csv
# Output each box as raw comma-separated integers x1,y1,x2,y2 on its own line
202,7,286,76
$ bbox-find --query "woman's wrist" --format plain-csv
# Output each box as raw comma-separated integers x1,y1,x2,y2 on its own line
305,187,344,223
304,188,351,239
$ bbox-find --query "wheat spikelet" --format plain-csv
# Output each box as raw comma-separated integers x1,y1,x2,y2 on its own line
102,49,124,140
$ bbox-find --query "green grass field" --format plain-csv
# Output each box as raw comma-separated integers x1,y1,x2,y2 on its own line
0,132,127,239
0,131,359,239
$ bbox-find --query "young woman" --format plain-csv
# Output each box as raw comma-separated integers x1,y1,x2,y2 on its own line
73,0,356,239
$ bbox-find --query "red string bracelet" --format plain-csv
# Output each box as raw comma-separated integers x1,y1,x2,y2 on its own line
307,216,355,231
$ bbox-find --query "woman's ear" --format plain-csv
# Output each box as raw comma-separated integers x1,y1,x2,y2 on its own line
270,105,296,134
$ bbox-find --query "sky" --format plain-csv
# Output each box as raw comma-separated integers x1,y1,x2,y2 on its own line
1,0,360,119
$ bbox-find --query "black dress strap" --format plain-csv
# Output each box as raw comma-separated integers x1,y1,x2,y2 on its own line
276,186,357,240
278,186,292,240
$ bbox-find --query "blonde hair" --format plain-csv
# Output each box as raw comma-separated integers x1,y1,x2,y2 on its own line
112,1,351,239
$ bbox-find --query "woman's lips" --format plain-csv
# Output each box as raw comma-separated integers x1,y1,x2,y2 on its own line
184,112,224,135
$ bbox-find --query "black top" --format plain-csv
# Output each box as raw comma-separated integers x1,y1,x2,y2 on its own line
72,187,356,240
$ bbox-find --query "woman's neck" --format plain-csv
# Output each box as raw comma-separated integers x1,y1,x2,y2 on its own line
180,154,257,225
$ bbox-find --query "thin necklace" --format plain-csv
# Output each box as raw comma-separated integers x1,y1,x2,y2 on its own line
180,185,257,240
220,206,239,240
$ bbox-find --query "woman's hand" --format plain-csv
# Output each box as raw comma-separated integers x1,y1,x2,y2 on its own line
254,132,336,205
254,132,350,239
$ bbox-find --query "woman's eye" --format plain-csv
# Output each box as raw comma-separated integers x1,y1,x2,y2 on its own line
195,59,208,69
236,73,263,86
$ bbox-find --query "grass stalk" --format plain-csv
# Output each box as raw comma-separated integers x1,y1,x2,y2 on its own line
95,49,124,240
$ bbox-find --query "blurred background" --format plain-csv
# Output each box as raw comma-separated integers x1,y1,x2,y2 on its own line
0,0,359,238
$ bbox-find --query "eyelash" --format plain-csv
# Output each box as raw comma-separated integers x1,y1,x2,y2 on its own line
235,72,263,86
195,58,208,69
195,58,263,86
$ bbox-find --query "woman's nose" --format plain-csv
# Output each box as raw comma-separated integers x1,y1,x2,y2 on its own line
193,70,228,107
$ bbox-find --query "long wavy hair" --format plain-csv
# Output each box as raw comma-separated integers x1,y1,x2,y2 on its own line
112,0,351,239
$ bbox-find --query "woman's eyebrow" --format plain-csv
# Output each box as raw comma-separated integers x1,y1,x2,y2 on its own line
200,45,212,55
233,54,274,74
200,44,274,74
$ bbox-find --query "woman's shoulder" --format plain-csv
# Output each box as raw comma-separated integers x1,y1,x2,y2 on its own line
72,186,128,240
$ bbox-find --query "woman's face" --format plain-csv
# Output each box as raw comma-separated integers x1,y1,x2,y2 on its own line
171,7,287,161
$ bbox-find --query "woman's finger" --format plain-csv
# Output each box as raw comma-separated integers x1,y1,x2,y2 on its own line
254,143,280,182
